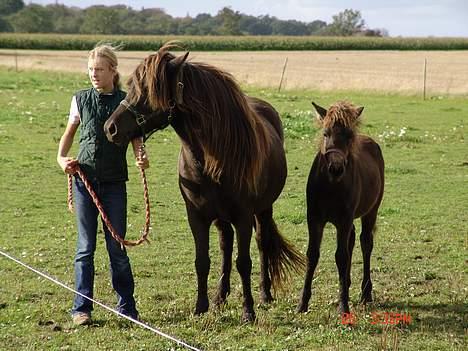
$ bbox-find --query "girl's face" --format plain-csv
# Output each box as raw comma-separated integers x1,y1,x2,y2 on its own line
88,56,115,93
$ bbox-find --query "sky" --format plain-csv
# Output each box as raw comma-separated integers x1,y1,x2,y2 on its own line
30,0,468,37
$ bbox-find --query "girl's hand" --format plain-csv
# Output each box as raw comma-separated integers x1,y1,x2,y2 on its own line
135,150,149,170
58,156,78,174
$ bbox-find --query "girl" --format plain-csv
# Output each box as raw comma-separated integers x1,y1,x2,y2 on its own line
57,43,148,325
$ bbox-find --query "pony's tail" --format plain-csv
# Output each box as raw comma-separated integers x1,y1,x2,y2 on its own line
266,218,306,291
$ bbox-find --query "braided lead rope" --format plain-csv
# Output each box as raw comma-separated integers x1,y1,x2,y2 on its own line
67,163,151,249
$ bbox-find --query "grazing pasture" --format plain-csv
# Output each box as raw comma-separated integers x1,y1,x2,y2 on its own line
0,66,466,350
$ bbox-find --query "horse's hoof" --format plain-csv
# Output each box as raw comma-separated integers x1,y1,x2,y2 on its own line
296,304,309,313
241,311,256,323
259,292,274,304
194,302,209,315
212,296,227,308
338,303,350,315
360,294,373,304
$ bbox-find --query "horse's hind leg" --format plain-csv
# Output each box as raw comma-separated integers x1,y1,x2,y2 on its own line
360,210,377,304
234,217,255,322
187,208,211,315
255,208,274,303
297,217,325,313
213,219,234,307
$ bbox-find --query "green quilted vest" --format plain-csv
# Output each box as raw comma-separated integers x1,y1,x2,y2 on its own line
75,88,128,182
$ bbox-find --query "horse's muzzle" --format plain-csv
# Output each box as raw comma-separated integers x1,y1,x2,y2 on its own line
328,162,345,179
324,148,347,181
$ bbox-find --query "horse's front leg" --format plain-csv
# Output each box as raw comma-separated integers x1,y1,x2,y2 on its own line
187,208,211,315
335,219,354,314
213,219,234,307
234,216,255,322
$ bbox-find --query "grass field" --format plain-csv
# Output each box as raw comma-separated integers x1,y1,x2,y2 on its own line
0,66,466,350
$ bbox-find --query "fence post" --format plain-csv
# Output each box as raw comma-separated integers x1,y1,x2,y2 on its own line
278,57,288,92
423,58,427,100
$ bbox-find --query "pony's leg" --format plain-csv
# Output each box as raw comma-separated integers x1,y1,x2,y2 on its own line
347,224,356,289
335,220,354,314
360,210,377,304
254,208,274,304
187,209,211,315
234,217,255,322
213,219,234,307
297,217,325,313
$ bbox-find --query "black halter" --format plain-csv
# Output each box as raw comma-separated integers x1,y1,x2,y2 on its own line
119,99,175,142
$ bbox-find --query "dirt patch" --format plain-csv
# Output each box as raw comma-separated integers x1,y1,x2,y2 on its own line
1,49,467,95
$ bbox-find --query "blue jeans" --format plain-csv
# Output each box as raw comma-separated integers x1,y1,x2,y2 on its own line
72,178,138,318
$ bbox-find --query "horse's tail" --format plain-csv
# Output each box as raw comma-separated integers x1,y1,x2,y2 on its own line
265,218,306,291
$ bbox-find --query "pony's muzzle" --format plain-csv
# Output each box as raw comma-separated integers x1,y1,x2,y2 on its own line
324,148,347,180
328,162,345,178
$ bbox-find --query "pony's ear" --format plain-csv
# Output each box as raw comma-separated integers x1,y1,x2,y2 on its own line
312,102,327,119
169,51,189,74
356,106,364,119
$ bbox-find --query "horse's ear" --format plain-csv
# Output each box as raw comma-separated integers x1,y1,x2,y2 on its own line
312,102,327,120
356,106,364,118
169,51,189,73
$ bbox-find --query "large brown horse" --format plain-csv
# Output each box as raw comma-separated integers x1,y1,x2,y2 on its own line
297,101,384,314
104,43,304,322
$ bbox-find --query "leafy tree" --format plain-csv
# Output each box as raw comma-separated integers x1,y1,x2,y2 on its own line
0,0,24,16
240,15,272,35
45,4,82,33
139,8,175,35
307,20,327,34
217,7,241,35
79,6,122,34
0,3,385,37
9,4,54,33
271,19,309,35
190,13,218,35
324,9,365,36
0,16,13,32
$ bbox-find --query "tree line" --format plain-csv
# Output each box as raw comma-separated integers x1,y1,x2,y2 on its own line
0,0,387,37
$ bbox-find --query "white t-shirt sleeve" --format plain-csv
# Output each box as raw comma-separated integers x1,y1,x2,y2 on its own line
68,96,81,124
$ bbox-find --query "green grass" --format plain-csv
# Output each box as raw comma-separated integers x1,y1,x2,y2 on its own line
0,67,466,350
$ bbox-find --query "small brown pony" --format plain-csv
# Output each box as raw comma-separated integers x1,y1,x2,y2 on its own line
297,101,384,314
104,42,304,322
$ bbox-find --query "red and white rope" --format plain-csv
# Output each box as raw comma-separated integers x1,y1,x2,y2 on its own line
67,165,151,249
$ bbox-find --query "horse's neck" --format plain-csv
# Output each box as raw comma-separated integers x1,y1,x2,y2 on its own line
172,114,205,164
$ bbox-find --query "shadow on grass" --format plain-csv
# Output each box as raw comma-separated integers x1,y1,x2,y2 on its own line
376,301,467,335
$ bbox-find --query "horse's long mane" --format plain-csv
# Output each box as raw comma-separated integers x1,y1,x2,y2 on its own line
319,101,362,156
129,43,271,194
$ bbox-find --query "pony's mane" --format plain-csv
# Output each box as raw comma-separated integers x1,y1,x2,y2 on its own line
322,101,361,131
129,42,271,194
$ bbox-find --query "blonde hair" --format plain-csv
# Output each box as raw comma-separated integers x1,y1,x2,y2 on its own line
88,43,122,89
